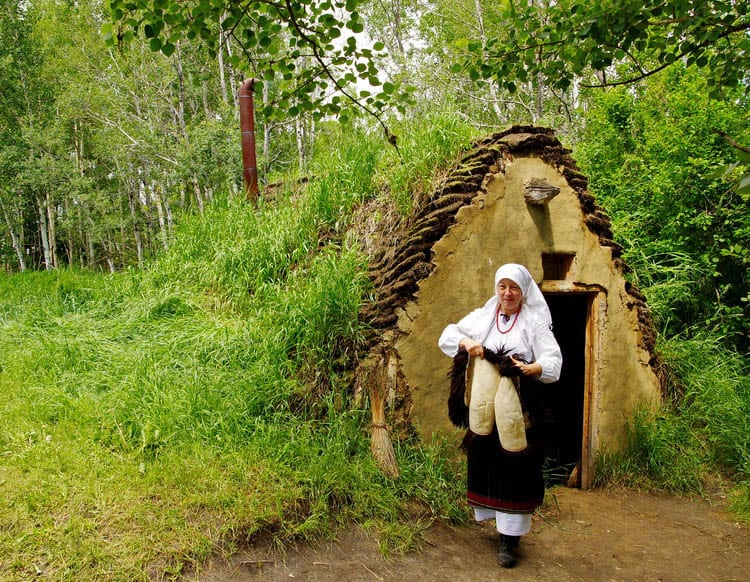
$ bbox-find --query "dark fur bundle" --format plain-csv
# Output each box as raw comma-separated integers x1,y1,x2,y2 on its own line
485,348,525,377
447,347,520,428
448,349,471,428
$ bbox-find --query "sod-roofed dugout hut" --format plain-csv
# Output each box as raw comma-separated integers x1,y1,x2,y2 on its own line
357,125,665,488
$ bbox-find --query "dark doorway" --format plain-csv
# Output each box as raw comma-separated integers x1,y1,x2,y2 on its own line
539,293,588,487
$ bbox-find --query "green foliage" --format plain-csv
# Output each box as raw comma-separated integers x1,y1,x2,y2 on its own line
597,409,706,493
574,66,749,350
0,119,470,579
1,0,210,272
382,112,479,213
458,0,750,98
104,0,413,126
595,334,750,519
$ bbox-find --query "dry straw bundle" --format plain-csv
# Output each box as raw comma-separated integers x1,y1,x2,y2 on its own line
370,379,399,479
357,349,400,479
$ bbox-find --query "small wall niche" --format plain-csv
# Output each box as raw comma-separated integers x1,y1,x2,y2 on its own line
542,253,575,280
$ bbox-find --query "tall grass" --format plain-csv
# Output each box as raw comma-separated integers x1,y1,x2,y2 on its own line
0,116,473,580
595,333,750,519
5,109,745,580
374,112,479,213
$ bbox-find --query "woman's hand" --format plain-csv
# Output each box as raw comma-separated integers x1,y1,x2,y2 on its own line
512,357,542,378
459,338,485,359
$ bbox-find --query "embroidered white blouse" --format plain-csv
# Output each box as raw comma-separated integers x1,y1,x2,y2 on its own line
438,296,563,384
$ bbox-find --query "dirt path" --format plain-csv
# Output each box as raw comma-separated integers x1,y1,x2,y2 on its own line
186,487,750,581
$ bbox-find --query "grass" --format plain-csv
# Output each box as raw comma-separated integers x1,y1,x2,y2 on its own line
0,115,474,580
594,333,750,520
2,111,748,579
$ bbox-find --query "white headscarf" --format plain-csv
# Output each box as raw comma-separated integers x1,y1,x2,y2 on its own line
493,263,552,327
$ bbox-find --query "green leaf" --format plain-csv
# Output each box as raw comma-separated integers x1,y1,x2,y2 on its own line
736,174,750,195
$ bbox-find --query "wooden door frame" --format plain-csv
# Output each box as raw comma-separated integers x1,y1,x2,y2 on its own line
542,281,604,489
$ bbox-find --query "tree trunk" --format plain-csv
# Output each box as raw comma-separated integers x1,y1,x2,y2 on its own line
473,0,504,119
296,116,307,173
217,19,229,105
64,198,74,266
0,196,26,271
37,196,52,270
263,82,271,177
103,234,115,273
192,178,204,213
174,44,187,141
225,33,238,109
87,218,97,269
535,74,544,122
128,189,144,267
164,187,174,233
45,190,58,268
76,205,87,268
389,0,405,56
173,46,206,213
152,184,170,251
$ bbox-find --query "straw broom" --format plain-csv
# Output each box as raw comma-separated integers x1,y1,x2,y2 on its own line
370,378,400,479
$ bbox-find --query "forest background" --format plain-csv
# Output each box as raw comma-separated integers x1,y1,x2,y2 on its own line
0,0,748,579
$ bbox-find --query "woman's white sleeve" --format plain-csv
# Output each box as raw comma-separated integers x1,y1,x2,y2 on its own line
533,321,563,384
438,307,487,358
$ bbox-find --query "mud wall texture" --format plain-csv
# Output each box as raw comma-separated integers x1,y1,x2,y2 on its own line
359,126,664,457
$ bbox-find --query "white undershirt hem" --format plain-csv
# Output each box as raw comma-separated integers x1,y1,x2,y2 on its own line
473,507,532,536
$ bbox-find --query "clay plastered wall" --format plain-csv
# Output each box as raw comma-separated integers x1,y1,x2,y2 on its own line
395,154,661,452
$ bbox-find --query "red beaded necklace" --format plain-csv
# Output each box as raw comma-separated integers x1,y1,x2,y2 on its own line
495,306,521,334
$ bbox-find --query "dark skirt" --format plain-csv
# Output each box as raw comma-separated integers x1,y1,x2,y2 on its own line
465,424,546,513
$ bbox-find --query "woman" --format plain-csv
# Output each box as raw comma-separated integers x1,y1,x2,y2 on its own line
438,263,562,568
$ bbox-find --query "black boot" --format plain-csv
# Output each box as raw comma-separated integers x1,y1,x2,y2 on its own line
497,534,516,568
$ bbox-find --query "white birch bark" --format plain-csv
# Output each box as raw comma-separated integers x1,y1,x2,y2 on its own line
0,196,26,271
217,19,229,105
263,82,271,176
128,189,144,267
474,0,504,119
45,191,57,269
37,197,52,270
151,184,170,251
296,116,307,173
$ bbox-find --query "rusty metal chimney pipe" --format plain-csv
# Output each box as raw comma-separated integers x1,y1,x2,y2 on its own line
239,79,259,201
